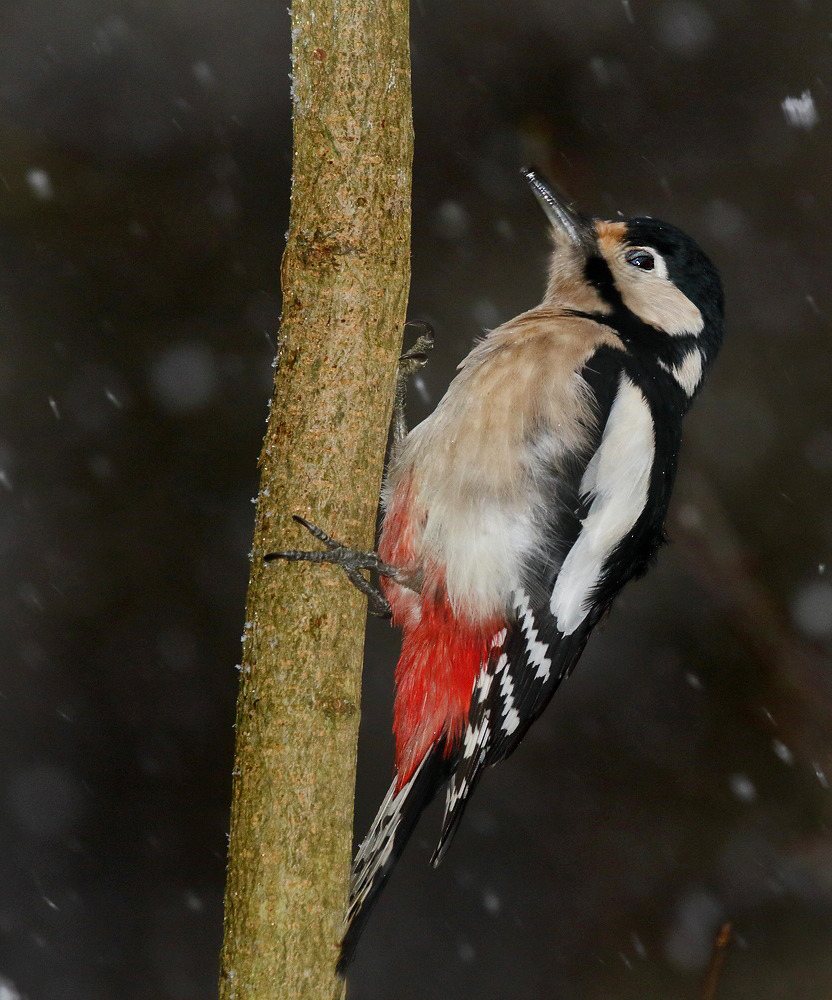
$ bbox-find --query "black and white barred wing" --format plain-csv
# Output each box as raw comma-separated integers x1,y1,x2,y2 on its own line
431,594,591,866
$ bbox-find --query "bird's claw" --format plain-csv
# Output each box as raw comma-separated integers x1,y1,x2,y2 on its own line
265,515,395,618
399,321,435,377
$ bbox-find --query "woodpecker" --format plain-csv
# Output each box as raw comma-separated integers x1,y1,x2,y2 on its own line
267,167,724,972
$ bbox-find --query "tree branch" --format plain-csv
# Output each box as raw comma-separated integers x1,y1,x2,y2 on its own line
219,2,413,997
700,921,733,1000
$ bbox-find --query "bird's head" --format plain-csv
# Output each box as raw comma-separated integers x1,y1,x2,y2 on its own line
523,167,724,376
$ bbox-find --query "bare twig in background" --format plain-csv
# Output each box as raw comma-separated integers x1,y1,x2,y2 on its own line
672,465,832,946
671,466,832,794
700,921,733,1000
218,1,413,997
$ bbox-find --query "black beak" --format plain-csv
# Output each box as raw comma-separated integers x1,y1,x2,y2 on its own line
522,167,595,251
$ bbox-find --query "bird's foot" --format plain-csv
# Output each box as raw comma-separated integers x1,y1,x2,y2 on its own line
398,320,435,380
393,320,435,449
265,515,395,618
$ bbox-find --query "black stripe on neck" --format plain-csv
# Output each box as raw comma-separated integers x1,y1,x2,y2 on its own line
571,254,701,371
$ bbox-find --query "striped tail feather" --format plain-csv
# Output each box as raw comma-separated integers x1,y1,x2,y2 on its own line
430,632,507,868
432,601,593,867
337,745,450,975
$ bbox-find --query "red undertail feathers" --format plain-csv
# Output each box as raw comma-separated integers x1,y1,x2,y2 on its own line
379,476,505,788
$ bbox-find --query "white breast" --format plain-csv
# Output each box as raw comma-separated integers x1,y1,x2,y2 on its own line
417,476,538,621
386,310,620,624
394,379,593,622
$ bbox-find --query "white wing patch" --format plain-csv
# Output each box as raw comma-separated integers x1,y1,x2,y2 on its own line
463,712,492,759
515,588,552,681
472,628,506,704
496,653,520,735
491,627,508,649
446,708,491,816
550,375,655,635
659,349,703,397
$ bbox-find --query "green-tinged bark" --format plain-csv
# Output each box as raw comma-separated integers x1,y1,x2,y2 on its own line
219,2,413,997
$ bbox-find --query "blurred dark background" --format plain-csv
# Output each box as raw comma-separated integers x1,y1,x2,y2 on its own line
1,1,831,997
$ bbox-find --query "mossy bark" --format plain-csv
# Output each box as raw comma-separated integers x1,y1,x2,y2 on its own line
218,2,413,997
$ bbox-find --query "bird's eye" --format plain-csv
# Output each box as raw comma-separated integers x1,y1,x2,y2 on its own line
625,248,655,270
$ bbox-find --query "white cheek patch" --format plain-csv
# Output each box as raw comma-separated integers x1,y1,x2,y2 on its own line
550,375,655,635
659,349,703,397
613,249,704,338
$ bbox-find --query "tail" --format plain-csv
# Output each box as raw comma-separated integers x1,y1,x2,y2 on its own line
337,745,449,975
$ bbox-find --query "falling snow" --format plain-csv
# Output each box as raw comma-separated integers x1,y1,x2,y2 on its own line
412,374,431,405
729,774,757,804
782,90,819,129
434,201,469,241
482,888,501,915
457,941,476,963
0,978,22,1000
472,299,501,330
665,889,724,971
192,60,216,87
653,1,715,58
25,169,54,200
790,581,832,639
148,342,219,415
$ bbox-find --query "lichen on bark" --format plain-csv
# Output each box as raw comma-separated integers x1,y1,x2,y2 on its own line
218,1,413,997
